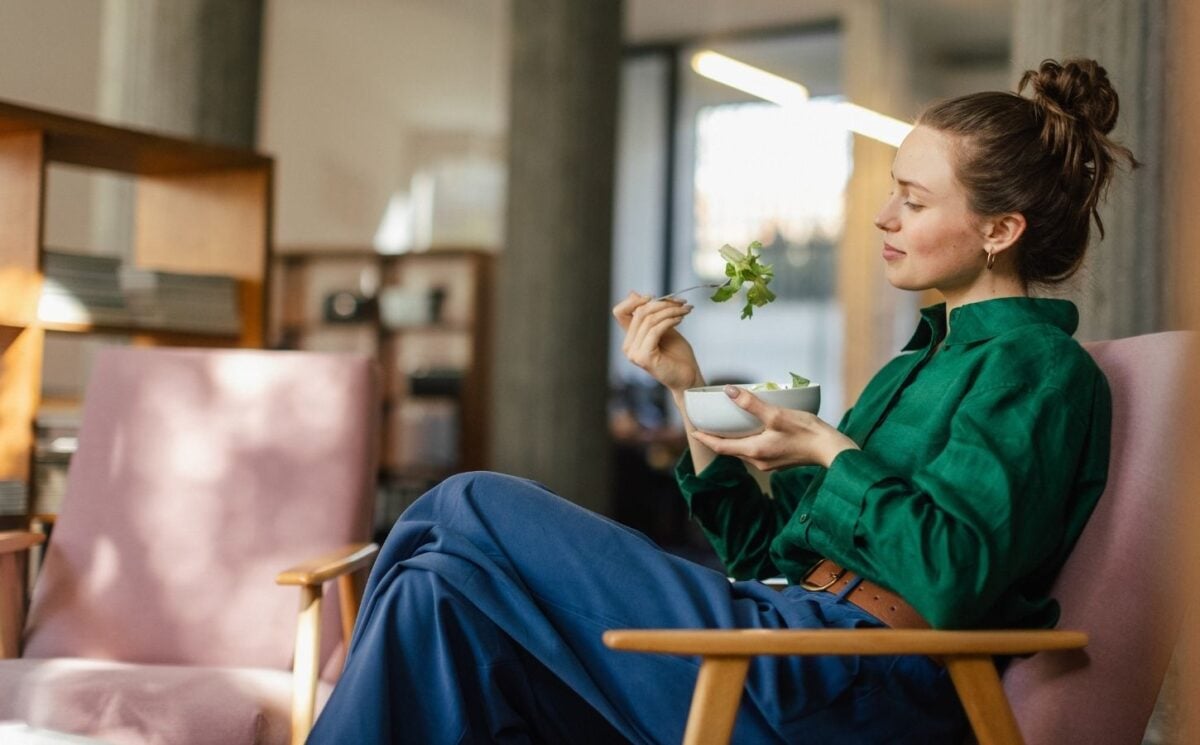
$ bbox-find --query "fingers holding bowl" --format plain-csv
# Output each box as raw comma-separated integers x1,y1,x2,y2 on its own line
684,384,821,438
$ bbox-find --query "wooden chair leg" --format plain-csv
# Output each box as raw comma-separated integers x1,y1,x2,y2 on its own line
0,550,26,659
945,655,1024,745
682,656,751,745
291,584,323,745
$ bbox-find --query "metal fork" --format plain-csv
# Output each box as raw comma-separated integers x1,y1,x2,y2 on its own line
654,282,726,301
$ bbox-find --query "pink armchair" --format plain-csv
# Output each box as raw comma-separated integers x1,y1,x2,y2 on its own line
0,346,381,745
606,331,1195,745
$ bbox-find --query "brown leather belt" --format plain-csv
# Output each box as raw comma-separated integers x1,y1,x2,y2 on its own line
800,558,930,630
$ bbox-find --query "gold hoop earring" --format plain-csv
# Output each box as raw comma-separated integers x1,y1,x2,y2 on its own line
985,251,996,270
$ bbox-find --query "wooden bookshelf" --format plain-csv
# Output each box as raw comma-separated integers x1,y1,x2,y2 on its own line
0,99,273,528
271,247,494,496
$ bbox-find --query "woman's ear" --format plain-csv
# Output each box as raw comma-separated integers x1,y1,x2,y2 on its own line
980,212,1027,254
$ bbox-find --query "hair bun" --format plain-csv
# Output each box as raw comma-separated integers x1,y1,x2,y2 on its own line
1020,58,1120,135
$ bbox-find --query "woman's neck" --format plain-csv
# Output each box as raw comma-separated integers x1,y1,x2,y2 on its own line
940,276,1027,329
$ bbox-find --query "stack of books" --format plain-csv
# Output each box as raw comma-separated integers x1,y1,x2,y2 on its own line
37,251,242,336
391,399,460,470
0,480,26,517
120,267,241,335
37,251,129,326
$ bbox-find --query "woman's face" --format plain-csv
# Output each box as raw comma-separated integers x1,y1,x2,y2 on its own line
873,125,990,298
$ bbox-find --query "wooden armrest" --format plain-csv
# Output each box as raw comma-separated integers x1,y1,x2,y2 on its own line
279,541,379,745
275,542,379,587
0,531,45,555
603,628,1087,657
605,629,1087,745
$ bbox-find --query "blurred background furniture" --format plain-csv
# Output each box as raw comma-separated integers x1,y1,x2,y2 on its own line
605,331,1194,745
0,346,380,745
270,246,495,538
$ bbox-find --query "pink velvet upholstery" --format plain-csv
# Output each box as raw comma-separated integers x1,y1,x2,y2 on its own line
0,346,378,743
0,657,332,745
1004,331,1194,745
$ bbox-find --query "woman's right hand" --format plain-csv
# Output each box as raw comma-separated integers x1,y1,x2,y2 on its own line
613,291,703,393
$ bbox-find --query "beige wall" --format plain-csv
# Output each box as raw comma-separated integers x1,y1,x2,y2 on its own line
258,0,511,248
0,0,103,115
0,0,105,250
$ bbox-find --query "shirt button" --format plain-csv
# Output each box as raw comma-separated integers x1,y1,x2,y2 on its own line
798,513,809,523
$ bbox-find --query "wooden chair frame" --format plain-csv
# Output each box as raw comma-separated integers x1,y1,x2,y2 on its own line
604,627,1088,745
1,530,379,745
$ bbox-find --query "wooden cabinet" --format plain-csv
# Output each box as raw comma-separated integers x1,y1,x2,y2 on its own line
0,100,272,528
270,247,493,525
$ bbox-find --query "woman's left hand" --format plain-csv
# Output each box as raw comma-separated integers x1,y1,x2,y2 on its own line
689,385,860,470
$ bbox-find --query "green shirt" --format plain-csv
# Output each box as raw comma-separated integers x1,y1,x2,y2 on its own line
675,297,1111,630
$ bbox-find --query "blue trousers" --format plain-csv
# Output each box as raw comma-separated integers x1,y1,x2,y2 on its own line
307,472,966,744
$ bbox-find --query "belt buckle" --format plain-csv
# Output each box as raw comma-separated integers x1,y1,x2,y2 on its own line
799,561,846,591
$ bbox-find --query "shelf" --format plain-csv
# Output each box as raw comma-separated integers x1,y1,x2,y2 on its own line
281,320,475,334
0,97,272,495
0,100,271,175
281,320,376,333
37,395,82,411
272,247,493,479
280,245,498,261
383,322,474,334
40,321,240,344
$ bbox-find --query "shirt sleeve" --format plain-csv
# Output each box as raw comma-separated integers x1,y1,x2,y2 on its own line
799,382,1097,629
674,407,853,580
674,451,789,578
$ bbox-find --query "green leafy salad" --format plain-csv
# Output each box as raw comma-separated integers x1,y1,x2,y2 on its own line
749,372,811,391
711,240,776,319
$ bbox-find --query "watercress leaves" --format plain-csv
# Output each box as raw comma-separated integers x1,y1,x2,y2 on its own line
749,373,811,391
711,240,776,319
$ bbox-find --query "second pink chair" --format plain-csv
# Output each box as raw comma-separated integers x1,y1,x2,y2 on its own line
0,346,381,745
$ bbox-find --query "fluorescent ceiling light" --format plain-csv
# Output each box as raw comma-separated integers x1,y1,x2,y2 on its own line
835,103,913,147
690,50,913,147
691,51,810,107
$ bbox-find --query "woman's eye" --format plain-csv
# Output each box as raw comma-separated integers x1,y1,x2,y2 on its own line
903,201,924,210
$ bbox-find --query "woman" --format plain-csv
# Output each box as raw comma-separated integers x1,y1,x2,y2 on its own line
308,58,1134,744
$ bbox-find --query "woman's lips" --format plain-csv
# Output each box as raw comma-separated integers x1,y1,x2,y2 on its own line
882,244,906,261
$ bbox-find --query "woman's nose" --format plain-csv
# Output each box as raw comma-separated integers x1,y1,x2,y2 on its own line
874,198,898,232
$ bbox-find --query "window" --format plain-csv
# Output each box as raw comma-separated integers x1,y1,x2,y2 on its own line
612,26,849,421
692,98,849,301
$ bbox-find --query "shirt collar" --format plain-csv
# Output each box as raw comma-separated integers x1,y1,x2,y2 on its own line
901,297,1079,352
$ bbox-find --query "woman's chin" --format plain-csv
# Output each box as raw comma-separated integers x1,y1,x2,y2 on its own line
882,270,926,293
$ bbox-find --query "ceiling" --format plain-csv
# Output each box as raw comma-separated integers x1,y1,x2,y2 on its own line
624,0,1012,57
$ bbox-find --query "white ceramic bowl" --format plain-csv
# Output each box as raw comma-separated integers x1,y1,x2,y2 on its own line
684,383,821,437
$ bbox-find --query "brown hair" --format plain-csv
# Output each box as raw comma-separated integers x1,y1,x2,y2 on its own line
917,58,1138,286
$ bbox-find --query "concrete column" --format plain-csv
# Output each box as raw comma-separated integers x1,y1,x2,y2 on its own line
490,0,622,513
1012,0,1166,340
839,0,920,401
94,0,264,249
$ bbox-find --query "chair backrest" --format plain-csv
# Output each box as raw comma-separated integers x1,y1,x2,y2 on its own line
1003,331,1194,745
22,346,379,672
